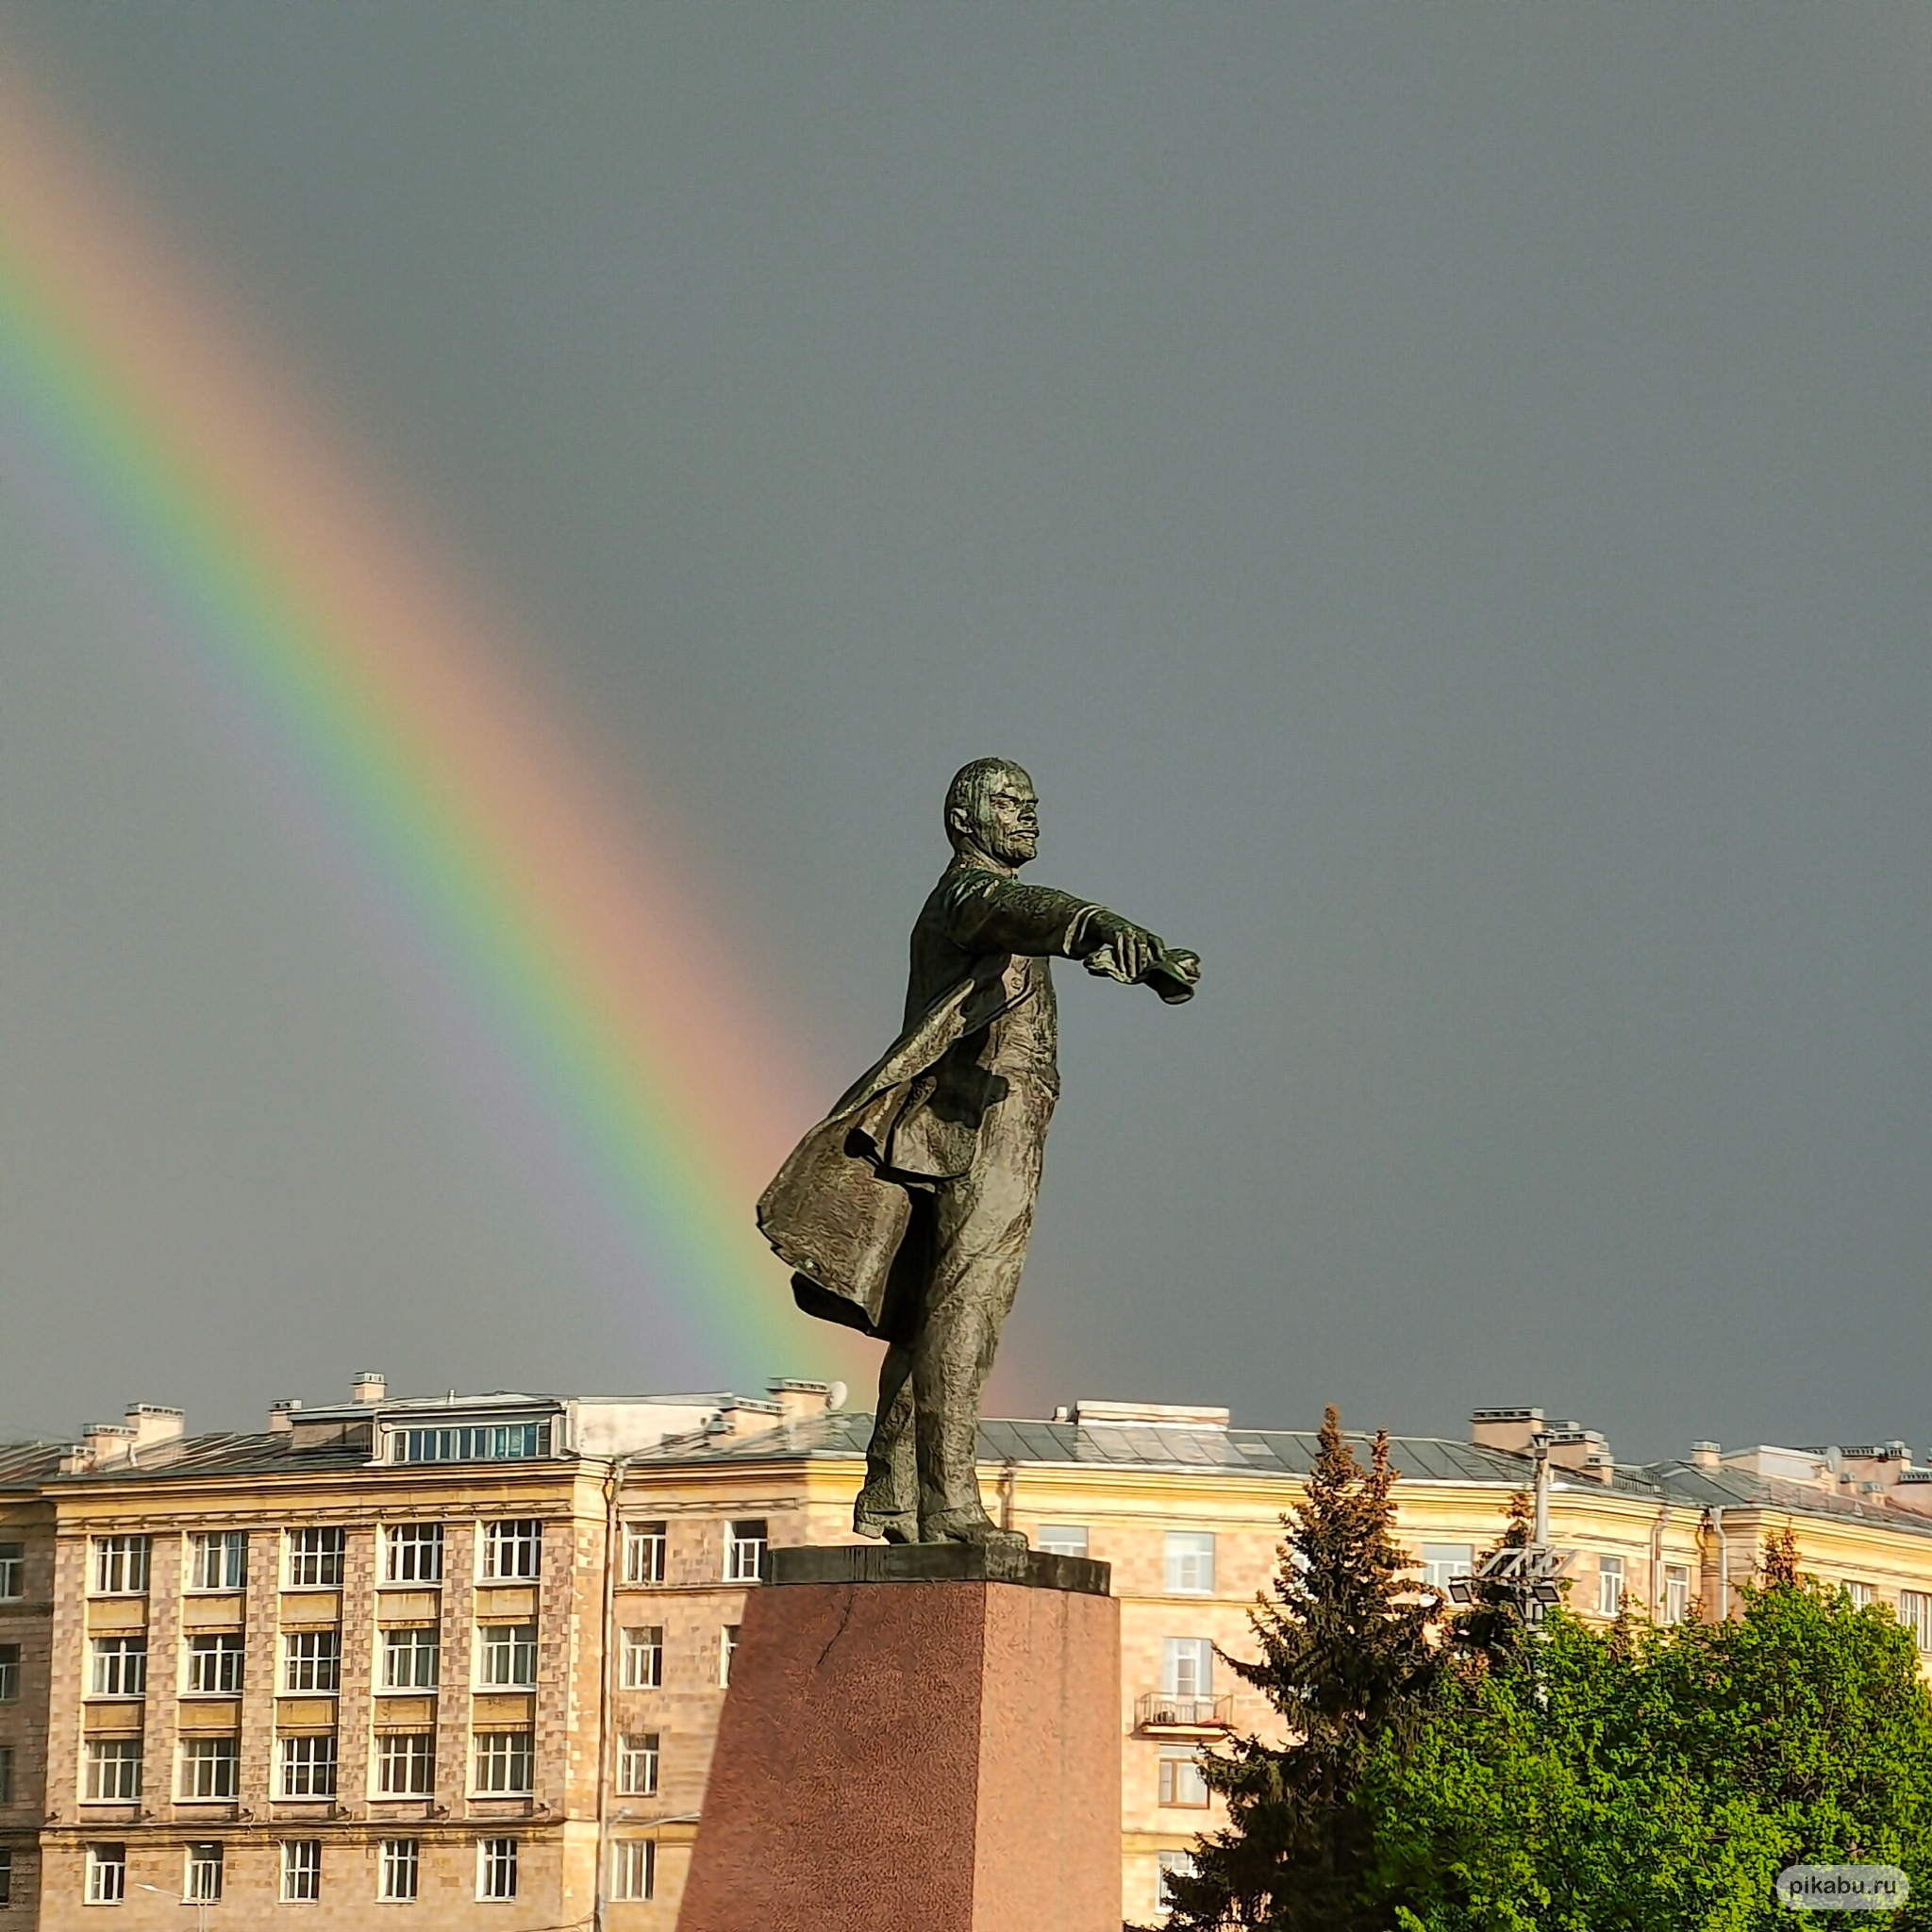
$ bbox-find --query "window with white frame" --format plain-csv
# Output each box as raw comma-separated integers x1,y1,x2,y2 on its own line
0,1744,13,1803
179,1736,241,1800
476,1624,537,1689
84,1739,142,1802
1663,1563,1693,1624
1158,1849,1198,1916
86,1843,126,1904
1158,1747,1210,1807
187,1531,246,1592
1845,1580,1874,1609
725,1520,769,1583
610,1839,654,1902
1164,1532,1216,1595
186,1632,245,1696
620,1625,663,1690
283,1628,341,1693
185,1841,223,1903
282,1838,322,1902
1597,1556,1625,1618
474,1732,534,1795
624,1520,667,1586
1037,1525,1090,1557
379,1838,420,1902
381,1625,440,1691
480,1521,541,1582
89,1637,147,1699
279,1734,339,1799
1419,1544,1474,1592
286,1527,345,1589
393,1423,550,1465
385,1523,445,1585
0,1644,16,1702
0,1541,23,1599
1161,1637,1214,1700
721,1624,740,1687
615,1732,659,1796
90,1536,149,1597
477,1837,518,1901
1900,1591,1932,1651
377,1732,436,1796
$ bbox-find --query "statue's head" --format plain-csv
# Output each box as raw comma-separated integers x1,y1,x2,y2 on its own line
945,758,1039,868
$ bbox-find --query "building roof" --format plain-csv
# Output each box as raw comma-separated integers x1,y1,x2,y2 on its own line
0,1441,68,1488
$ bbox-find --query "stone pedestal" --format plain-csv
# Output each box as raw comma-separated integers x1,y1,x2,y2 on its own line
675,1543,1121,1932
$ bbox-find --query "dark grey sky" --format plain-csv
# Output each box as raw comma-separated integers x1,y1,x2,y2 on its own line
2,4,1926,1460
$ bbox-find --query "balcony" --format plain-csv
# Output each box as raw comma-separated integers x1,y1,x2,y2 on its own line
1136,1691,1235,1737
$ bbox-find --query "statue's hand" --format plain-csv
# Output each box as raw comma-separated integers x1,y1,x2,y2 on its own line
1082,913,1163,984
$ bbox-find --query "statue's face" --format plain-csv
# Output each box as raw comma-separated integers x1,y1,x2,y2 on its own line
957,770,1040,866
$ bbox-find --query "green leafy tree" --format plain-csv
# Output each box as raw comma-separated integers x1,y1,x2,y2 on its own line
1163,1406,1441,1931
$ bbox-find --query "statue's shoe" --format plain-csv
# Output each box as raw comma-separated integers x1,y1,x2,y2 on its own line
853,1508,918,1543
920,1511,1029,1553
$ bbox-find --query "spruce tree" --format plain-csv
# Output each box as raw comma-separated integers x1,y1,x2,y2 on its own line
1164,1407,1440,1931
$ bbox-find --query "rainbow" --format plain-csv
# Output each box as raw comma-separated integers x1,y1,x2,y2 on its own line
0,60,864,1388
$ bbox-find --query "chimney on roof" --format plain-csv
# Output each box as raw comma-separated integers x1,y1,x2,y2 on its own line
124,1405,184,1456
1470,1407,1545,1456
351,1373,387,1407
269,1400,302,1435
81,1423,136,1468
766,1379,842,1425
1690,1440,1722,1470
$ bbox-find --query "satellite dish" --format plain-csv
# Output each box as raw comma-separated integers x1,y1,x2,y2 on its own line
825,1381,848,1413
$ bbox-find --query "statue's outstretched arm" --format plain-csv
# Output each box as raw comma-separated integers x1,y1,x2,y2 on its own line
943,874,1201,999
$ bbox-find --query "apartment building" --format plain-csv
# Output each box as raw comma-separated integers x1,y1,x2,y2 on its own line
8,1382,1932,1927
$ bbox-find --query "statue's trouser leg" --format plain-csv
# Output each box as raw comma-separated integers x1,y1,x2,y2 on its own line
855,1344,918,1535
913,1099,1046,1535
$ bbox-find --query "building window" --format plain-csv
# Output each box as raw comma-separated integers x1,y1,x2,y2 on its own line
282,1838,322,1902
87,1843,126,1905
185,1842,224,1903
379,1839,420,1903
0,1541,23,1599
1158,1748,1210,1807
186,1633,245,1696
1663,1563,1693,1624
1036,1525,1089,1557
721,1625,741,1687
1598,1556,1625,1618
1846,1580,1874,1609
393,1423,551,1465
385,1524,445,1585
1900,1591,1932,1651
615,1732,659,1797
0,1743,13,1802
378,1732,437,1796
279,1734,339,1799
0,1644,18,1703
480,1521,541,1582
477,1624,537,1689
283,1628,341,1693
474,1732,534,1795
89,1637,148,1699
187,1532,246,1592
1420,1544,1475,1592
179,1737,241,1801
84,1739,143,1802
286,1527,346,1590
381,1626,440,1691
90,1537,149,1597
1161,1637,1214,1699
624,1521,667,1586
725,1520,769,1583
1158,1850,1198,1916
477,1837,518,1901
1164,1532,1216,1595
610,1839,655,1902
0,1844,10,1906
620,1626,663,1690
